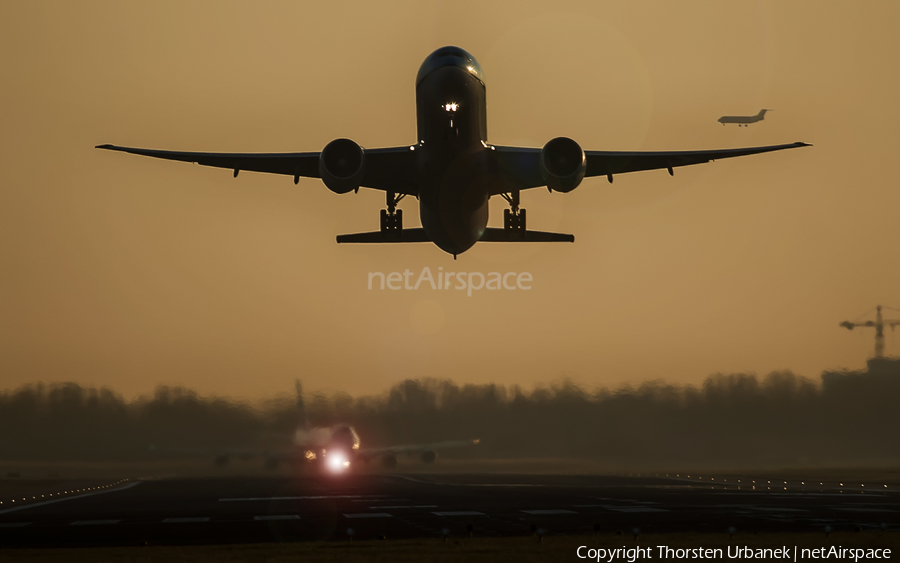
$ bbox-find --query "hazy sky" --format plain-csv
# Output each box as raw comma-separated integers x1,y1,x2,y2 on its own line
1,1,898,400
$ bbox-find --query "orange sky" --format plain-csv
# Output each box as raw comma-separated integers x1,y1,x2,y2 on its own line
1,1,898,400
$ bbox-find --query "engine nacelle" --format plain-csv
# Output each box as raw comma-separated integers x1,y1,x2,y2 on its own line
540,137,586,193
319,138,365,194
420,450,437,464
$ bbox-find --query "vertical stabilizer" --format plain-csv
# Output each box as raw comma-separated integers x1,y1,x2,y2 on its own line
295,379,309,430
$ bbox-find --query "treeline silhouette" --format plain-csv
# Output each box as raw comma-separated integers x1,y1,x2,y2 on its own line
0,372,897,468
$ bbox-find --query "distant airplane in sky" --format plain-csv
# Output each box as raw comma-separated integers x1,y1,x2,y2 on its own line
717,109,771,127
97,48,808,257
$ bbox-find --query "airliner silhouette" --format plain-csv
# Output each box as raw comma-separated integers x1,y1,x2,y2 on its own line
98,47,808,258
210,381,478,473
718,109,771,127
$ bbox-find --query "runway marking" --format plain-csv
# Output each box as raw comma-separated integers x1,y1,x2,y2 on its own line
343,513,392,518
370,505,438,509
467,484,543,487
601,506,669,513
353,498,405,503
521,509,577,515
220,495,386,502
832,507,897,513
712,504,768,508
432,511,486,516
745,507,807,512
0,522,30,528
391,475,450,485
70,520,120,525
254,515,300,520
391,475,542,487
0,482,141,515
163,517,210,523
773,493,882,498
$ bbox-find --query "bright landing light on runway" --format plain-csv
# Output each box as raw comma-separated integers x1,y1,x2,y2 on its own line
326,452,350,473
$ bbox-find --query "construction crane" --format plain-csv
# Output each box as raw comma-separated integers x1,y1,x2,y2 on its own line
840,305,900,358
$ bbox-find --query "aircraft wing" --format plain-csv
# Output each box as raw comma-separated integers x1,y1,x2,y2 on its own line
360,439,480,457
95,144,418,195
185,446,308,467
155,445,270,466
490,141,810,193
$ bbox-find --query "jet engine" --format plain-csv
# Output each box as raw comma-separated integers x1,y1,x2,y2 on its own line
319,138,366,194
420,450,437,464
540,137,586,193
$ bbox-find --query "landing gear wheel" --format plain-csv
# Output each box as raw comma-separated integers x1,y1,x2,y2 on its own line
380,209,402,234
501,191,526,240
503,208,526,231
380,191,405,239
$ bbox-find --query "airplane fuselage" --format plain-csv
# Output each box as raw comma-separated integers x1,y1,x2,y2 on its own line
415,48,491,255
718,109,769,126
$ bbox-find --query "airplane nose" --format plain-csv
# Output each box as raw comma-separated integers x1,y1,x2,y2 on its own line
417,46,484,86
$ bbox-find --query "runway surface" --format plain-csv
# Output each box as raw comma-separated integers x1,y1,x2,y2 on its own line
0,473,897,547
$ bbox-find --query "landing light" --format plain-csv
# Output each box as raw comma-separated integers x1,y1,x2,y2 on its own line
326,452,350,473
444,103,459,112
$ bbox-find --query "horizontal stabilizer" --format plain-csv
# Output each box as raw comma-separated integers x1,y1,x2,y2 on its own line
337,228,574,243
480,228,574,242
336,229,431,243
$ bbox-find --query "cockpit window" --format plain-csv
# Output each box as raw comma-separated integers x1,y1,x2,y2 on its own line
416,46,485,86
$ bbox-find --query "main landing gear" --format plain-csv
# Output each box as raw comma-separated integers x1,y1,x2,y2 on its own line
500,190,526,240
380,191,405,238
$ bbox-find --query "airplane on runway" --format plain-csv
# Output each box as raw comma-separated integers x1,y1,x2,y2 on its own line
213,381,479,473
97,47,808,258
717,109,771,127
